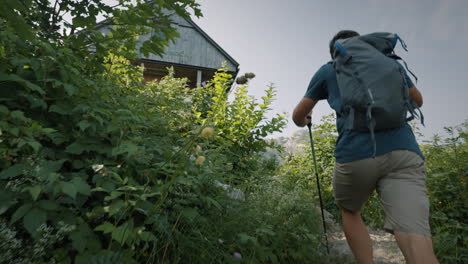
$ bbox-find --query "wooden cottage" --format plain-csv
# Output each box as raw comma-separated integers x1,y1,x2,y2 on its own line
96,13,239,87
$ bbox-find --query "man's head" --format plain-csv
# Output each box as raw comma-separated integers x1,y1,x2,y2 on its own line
329,30,360,59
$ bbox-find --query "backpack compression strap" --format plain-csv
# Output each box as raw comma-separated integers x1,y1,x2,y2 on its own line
387,54,418,83
398,66,425,126
389,34,424,126
335,41,348,56
392,34,408,51
334,41,353,63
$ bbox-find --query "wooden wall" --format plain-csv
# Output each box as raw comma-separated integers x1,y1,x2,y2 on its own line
135,16,238,72
96,12,239,87
139,60,219,87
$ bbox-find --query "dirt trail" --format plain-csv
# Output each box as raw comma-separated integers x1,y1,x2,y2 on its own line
328,229,405,264
317,208,405,263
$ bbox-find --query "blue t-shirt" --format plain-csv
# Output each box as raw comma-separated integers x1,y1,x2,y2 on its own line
305,63,423,163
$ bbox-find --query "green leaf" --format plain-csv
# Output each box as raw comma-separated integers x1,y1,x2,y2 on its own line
141,191,161,200
64,84,76,96
106,123,120,133
95,222,115,234
75,250,129,264
105,191,123,201
11,110,28,122
117,185,140,192
23,208,47,235
111,220,135,245
61,181,77,199
108,199,125,217
238,233,257,244
38,200,59,211
65,142,88,155
0,163,27,179
134,200,153,216
0,105,9,114
181,207,198,221
46,131,67,145
71,232,87,253
10,203,33,224
91,187,109,193
38,159,65,177
28,185,42,201
72,160,85,169
72,177,91,196
49,104,70,115
10,127,19,136
46,172,61,184
205,197,222,210
77,120,91,132
111,142,139,157
42,127,56,134
0,73,45,94
4,0,28,13
25,95,47,109
70,223,100,253
255,227,276,236
140,231,157,242
27,140,41,152
0,192,15,215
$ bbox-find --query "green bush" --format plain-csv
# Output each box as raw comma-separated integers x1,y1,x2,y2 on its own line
218,179,324,263
422,122,468,263
1,1,327,263
0,48,292,263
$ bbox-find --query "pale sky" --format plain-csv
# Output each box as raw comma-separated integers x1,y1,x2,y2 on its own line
193,0,468,138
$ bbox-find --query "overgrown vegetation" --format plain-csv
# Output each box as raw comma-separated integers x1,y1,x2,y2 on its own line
423,122,468,263
0,1,330,263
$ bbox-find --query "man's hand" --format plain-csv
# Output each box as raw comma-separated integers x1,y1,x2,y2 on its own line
306,115,312,126
293,98,317,127
409,86,423,107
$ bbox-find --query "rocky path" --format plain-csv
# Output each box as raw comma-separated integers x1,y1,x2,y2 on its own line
317,208,405,263
328,229,405,264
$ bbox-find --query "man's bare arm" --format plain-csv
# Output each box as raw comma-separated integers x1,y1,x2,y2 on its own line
292,97,318,127
409,86,423,107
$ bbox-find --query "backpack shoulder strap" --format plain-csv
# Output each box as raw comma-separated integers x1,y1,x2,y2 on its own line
392,34,408,51
388,54,418,83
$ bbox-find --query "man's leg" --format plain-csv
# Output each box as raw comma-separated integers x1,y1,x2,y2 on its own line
341,208,373,264
394,232,439,264
334,158,379,264
378,150,439,264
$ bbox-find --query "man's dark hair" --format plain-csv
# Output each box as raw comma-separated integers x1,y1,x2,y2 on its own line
329,30,360,59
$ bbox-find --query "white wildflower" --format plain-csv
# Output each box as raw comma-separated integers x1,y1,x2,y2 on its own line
92,164,104,172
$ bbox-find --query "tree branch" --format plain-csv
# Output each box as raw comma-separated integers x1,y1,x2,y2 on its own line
51,0,63,32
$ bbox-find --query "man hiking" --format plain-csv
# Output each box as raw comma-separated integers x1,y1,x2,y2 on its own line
292,30,439,264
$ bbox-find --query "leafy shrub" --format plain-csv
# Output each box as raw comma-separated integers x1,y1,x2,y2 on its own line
215,176,325,263
0,52,289,263
422,122,468,263
0,1,314,263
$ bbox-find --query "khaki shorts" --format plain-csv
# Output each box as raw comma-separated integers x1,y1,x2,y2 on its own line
333,150,431,236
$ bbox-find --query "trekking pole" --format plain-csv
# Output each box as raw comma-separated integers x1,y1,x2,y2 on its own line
307,118,330,255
